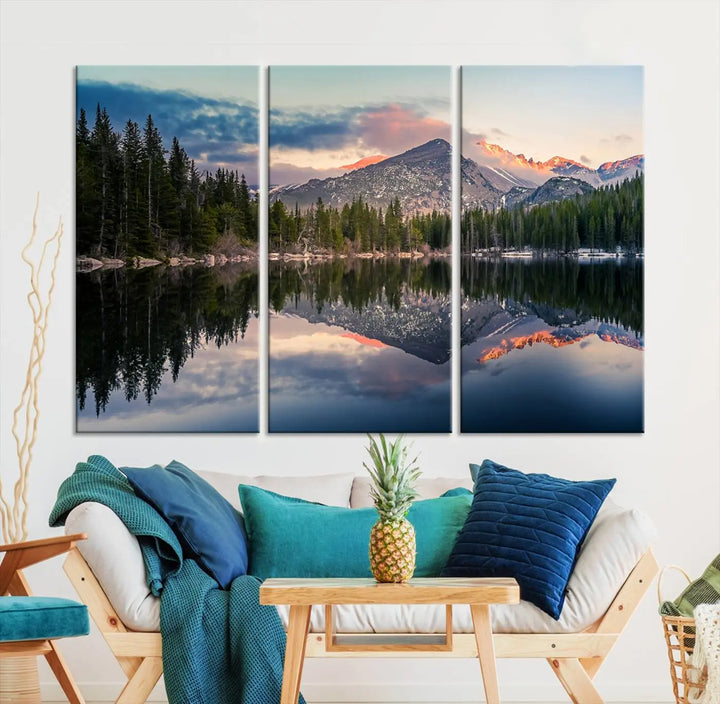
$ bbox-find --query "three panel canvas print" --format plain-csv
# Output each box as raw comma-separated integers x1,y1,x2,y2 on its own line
75,65,644,434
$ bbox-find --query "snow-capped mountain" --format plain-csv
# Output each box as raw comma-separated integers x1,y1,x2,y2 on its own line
280,292,452,365
270,138,453,215
270,138,643,216
475,139,643,187
597,155,645,182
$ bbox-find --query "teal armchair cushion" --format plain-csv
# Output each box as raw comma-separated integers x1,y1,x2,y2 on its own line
238,485,472,580
0,597,89,642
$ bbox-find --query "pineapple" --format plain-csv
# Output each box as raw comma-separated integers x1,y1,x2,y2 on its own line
364,434,422,583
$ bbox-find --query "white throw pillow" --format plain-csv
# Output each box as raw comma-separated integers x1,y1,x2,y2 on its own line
198,471,355,509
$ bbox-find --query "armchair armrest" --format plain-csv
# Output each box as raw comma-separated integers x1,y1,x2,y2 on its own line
0,533,86,594
0,533,86,554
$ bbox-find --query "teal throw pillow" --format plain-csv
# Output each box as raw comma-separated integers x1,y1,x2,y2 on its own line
441,487,473,498
238,485,471,580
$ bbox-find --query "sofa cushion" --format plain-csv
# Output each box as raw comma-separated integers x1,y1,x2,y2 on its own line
239,486,472,580
122,460,247,589
65,501,161,631
351,475,473,508
0,597,89,642
442,459,615,619
63,474,655,635
199,471,355,510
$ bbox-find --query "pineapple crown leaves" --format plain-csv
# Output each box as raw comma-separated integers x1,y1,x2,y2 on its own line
363,433,422,521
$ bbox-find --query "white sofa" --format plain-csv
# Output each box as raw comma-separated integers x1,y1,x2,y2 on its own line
63,470,657,703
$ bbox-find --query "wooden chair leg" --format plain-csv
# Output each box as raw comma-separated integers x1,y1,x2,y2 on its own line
115,656,163,704
44,641,86,704
548,657,604,704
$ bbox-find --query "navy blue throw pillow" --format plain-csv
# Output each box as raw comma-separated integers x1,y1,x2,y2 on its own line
122,460,247,588
442,459,615,619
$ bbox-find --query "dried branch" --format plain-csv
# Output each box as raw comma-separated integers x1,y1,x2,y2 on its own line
0,195,63,543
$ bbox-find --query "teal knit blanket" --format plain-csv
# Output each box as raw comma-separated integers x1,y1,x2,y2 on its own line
49,455,304,704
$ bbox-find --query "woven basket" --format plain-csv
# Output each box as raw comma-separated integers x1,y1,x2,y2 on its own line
659,566,708,703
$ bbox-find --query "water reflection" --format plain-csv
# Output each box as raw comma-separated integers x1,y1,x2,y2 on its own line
269,258,451,433
76,264,259,432
461,257,643,433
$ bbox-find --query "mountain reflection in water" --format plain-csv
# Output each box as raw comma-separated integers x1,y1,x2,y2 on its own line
461,257,644,433
269,257,452,433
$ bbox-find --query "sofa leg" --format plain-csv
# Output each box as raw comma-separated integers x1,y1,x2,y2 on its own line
580,656,605,679
44,641,86,704
116,656,163,704
548,657,604,704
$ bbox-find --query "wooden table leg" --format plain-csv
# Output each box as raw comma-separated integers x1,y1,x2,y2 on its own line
470,604,500,704
281,604,312,704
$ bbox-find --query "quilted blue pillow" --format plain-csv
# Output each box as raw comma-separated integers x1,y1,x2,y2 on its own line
122,460,247,589
441,459,615,619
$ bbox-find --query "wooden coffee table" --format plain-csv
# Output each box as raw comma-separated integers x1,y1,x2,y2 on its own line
260,577,520,704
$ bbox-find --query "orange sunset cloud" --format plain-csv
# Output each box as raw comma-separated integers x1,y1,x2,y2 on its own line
356,103,450,153
340,154,389,171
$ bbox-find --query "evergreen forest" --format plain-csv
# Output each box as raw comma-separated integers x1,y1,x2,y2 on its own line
269,197,451,254
76,103,642,260
76,105,258,259
462,173,643,254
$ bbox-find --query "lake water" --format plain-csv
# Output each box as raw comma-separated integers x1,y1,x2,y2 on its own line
76,264,259,432
461,257,644,433
269,258,452,432
76,256,642,434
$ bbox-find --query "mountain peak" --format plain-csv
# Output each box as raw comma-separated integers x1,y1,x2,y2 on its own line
423,137,451,150
478,140,589,174
473,139,648,188
392,138,451,159
272,137,452,215
546,155,585,169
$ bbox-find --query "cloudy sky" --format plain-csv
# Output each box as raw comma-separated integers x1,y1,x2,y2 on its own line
77,66,259,182
270,66,451,185
463,66,643,168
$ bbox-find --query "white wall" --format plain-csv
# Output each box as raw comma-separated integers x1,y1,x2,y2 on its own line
1,1,718,701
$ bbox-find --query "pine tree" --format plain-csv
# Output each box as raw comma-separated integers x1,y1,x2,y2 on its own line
238,174,253,240
142,114,165,252
76,108,94,254
120,120,145,256
89,105,120,255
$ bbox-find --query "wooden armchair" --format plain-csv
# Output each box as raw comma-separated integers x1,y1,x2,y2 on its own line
0,533,88,704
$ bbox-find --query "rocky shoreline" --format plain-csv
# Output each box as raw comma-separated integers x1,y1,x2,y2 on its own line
76,253,256,272
77,249,450,272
